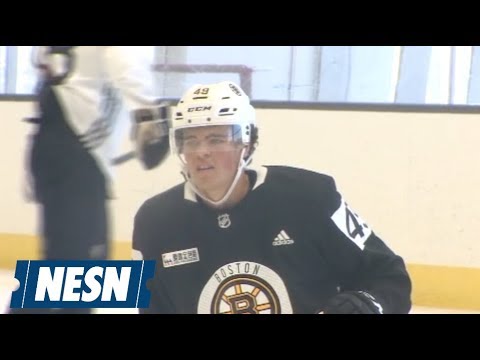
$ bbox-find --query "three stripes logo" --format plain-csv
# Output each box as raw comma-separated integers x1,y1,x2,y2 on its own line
272,230,294,246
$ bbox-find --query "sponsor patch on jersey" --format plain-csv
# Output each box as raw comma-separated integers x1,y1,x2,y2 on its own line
330,197,372,250
162,247,200,268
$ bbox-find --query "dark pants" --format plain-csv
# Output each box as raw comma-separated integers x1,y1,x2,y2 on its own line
9,88,109,315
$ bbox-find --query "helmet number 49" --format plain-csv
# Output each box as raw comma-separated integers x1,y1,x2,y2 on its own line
194,88,210,95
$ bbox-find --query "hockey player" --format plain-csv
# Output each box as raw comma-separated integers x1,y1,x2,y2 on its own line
10,46,170,315
132,81,412,314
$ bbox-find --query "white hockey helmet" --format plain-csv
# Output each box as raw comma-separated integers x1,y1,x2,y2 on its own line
170,81,256,153
170,81,257,206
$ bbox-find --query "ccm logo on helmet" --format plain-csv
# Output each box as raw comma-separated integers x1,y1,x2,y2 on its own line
188,106,212,112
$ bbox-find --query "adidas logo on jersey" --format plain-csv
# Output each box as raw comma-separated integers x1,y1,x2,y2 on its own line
272,230,294,246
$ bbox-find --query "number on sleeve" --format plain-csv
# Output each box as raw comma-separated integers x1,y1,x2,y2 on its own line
330,198,372,250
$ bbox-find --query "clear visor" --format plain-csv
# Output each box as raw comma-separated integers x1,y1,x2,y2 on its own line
172,125,245,163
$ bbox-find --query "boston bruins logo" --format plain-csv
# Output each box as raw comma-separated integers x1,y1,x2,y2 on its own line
212,276,280,314
197,261,293,314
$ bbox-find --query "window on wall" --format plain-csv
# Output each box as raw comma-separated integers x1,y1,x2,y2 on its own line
0,47,6,92
1,46,479,106
16,46,37,94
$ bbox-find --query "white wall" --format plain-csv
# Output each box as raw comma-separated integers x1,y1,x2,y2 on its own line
2,101,480,269
0,101,38,235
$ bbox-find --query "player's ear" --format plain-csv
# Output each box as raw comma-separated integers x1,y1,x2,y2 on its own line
243,144,253,160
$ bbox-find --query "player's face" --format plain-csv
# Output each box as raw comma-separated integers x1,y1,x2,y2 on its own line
181,125,245,200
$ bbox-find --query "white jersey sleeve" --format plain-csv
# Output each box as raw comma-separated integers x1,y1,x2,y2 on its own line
102,46,159,112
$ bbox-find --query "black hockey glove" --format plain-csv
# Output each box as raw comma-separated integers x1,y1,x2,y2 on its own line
322,291,384,314
132,102,171,170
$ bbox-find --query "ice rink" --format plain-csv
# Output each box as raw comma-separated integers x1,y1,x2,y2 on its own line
1,269,479,314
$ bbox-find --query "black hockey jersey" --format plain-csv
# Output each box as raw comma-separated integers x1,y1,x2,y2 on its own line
132,165,412,314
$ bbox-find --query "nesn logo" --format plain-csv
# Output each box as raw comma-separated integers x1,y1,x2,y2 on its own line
9,260,156,309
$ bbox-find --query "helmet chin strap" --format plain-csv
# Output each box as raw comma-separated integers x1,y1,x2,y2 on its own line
182,147,251,208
